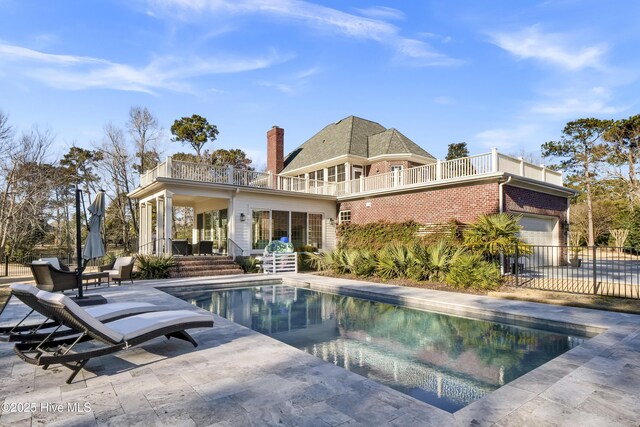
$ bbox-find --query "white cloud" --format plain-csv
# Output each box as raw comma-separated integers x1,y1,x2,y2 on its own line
149,0,459,67
355,6,404,21
531,98,625,117
258,66,320,94
490,25,607,70
474,125,537,150
434,96,454,105
530,86,628,118
0,42,291,93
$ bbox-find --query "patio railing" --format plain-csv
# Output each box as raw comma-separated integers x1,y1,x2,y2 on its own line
1,254,109,278
138,149,564,197
506,245,640,299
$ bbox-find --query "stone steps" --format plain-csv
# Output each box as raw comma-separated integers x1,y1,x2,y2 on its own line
169,255,244,278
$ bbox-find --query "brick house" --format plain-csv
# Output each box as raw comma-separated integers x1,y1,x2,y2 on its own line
130,116,573,262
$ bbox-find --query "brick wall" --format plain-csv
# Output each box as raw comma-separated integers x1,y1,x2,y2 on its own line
366,160,419,177
339,182,501,224
338,183,569,245
267,126,284,174
504,185,569,245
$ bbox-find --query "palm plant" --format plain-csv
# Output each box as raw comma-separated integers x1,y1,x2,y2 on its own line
463,213,529,261
376,243,413,279
425,239,463,281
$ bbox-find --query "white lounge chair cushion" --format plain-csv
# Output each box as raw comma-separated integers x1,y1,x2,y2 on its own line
34,258,62,270
37,291,125,343
102,269,119,278
10,283,39,296
106,310,213,341
9,283,160,323
113,257,133,270
85,302,160,321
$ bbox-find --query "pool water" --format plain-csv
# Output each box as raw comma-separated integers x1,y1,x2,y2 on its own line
168,284,587,412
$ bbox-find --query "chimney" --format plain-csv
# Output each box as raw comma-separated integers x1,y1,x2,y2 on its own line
267,126,284,174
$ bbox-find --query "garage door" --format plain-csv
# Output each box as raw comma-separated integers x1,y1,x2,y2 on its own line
518,215,559,267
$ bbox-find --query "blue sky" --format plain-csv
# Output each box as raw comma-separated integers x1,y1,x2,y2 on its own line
0,0,638,169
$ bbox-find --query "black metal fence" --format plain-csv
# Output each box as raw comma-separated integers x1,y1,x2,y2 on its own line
1,254,108,278
505,245,640,299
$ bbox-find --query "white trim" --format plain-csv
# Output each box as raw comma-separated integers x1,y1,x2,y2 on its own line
281,153,435,176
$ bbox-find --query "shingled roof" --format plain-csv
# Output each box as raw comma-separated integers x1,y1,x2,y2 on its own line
281,116,435,173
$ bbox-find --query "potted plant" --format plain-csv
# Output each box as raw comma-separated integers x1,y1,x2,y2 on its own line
569,231,582,267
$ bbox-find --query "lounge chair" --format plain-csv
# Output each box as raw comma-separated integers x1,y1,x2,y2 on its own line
99,256,136,285
14,290,214,384
30,263,77,293
35,258,71,271
0,283,164,343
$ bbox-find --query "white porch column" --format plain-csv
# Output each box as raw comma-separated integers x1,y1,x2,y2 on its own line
146,201,154,254
156,196,164,254
164,193,173,254
138,202,145,253
227,196,235,258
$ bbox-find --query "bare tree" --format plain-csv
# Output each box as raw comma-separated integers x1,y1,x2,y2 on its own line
0,126,55,258
98,122,139,248
127,106,162,174
0,110,14,156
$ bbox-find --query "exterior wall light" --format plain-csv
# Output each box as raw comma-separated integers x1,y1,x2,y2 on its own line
240,213,246,222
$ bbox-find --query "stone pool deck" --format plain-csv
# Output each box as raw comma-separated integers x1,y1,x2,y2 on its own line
0,273,638,426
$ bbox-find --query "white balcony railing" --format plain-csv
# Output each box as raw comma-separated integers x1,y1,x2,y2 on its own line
137,149,564,197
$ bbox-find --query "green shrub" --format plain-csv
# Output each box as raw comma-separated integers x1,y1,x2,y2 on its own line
337,221,421,251
445,253,502,290
297,252,318,272
135,254,176,279
237,256,260,273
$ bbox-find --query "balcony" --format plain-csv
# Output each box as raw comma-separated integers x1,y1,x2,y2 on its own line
137,149,564,198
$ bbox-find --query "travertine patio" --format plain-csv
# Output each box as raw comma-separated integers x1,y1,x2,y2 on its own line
0,274,639,426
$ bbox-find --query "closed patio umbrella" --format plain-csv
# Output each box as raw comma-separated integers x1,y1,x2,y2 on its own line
82,190,106,262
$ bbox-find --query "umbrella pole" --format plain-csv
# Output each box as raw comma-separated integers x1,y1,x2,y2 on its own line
75,187,84,298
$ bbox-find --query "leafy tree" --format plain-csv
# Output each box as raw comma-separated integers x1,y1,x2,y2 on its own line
171,152,201,163
445,142,469,160
570,200,620,245
170,114,218,157
603,114,640,208
60,146,103,201
542,118,612,246
210,148,253,169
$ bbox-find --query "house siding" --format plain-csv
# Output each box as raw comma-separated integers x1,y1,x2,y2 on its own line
232,192,337,254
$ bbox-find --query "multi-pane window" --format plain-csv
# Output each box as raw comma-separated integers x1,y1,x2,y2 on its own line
252,210,271,250
328,167,336,182
316,169,324,181
308,214,323,249
339,210,351,224
251,210,323,251
337,164,346,182
291,212,307,248
272,210,289,241
308,171,315,181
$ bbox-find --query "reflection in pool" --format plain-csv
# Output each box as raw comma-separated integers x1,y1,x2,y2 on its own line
167,284,586,412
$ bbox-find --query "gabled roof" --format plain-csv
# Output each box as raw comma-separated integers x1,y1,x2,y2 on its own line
282,116,435,173
367,128,434,159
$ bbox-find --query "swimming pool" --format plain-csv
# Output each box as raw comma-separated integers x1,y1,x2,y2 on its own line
167,284,588,412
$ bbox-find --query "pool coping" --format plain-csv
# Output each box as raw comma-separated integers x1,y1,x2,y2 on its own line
153,273,640,425
1,273,639,425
